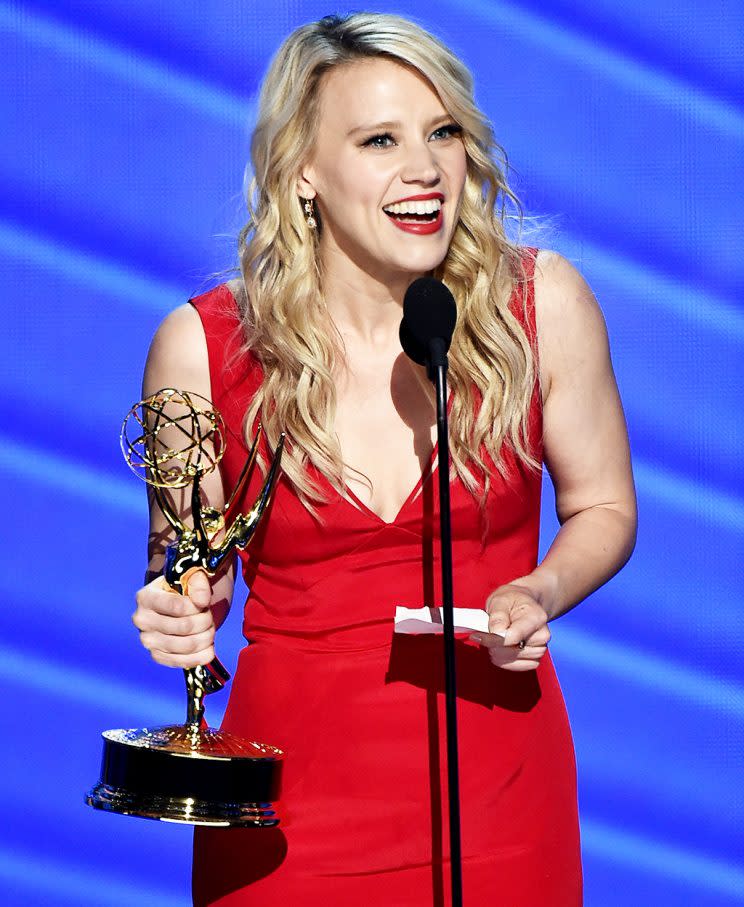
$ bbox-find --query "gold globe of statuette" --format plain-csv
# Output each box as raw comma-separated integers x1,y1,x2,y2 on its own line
86,388,286,826
121,388,225,488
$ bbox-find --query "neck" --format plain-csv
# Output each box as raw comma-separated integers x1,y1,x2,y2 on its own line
320,243,425,346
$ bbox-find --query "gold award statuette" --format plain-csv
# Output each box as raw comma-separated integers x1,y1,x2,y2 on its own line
86,388,285,826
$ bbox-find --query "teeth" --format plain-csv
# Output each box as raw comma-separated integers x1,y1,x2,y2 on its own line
383,199,442,215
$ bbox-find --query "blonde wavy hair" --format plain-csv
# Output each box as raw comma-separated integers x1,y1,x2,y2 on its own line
235,12,538,508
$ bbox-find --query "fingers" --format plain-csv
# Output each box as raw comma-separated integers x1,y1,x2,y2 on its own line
485,607,507,633
478,583,551,671
496,656,543,672
490,644,545,672
182,568,212,609
504,621,550,648
502,611,548,648
469,630,507,649
486,607,550,648
134,609,214,637
476,640,547,671
471,625,547,670
139,627,215,656
142,628,216,669
494,591,550,648
135,580,203,620
133,571,215,667
149,644,216,669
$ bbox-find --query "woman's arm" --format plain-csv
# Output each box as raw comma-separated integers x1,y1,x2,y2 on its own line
474,250,637,670
518,249,637,618
132,303,235,668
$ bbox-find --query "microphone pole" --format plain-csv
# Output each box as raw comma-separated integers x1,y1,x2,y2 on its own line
400,278,462,905
427,336,463,907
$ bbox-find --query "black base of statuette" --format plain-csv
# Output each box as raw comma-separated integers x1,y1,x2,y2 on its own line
85,726,284,827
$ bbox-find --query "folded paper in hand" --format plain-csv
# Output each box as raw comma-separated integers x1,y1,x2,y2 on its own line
394,606,492,635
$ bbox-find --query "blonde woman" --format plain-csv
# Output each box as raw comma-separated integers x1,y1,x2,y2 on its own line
133,13,636,905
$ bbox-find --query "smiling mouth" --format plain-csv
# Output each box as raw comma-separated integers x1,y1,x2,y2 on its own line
382,198,443,225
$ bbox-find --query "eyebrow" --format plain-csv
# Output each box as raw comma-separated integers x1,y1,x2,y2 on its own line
346,114,453,137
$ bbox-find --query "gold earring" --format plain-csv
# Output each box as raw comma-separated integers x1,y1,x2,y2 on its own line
304,198,317,229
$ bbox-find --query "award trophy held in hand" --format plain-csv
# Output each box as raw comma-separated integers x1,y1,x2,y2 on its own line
86,388,285,827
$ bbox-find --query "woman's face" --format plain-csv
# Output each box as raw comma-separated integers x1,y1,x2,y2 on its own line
298,57,468,284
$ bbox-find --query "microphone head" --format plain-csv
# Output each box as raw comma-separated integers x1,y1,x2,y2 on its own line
399,278,457,365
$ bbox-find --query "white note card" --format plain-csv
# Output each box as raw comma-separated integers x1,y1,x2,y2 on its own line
394,605,493,635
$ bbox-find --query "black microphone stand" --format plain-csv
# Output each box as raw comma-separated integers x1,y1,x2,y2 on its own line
427,337,463,907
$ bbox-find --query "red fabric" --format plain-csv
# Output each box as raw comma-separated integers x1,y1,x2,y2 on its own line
189,253,582,905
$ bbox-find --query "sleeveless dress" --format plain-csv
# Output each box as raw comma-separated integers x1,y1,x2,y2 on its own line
189,252,582,906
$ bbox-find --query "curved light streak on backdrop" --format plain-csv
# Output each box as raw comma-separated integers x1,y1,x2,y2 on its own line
1,1,742,904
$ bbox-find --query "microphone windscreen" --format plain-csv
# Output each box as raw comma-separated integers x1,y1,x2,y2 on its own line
400,278,457,363
399,316,427,365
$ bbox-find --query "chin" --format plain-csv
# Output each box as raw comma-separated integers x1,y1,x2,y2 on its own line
399,232,455,270
392,248,449,277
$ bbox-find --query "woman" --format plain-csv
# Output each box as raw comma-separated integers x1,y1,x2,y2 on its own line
133,12,636,906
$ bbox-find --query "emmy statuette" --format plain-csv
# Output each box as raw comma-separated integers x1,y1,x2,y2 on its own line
86,388,285,827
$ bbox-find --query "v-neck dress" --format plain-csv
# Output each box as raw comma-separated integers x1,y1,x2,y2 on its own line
189,253,582,906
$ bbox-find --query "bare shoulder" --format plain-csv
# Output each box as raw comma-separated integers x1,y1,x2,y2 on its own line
533,249,608,334
532,250,612,400
142,303,211,400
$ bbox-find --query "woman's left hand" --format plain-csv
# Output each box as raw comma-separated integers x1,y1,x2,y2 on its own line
470,583,551,672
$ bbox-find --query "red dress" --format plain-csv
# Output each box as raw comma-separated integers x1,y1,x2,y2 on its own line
190,254,582,906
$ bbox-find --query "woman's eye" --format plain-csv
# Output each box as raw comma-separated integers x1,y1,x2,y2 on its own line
363,133,395,149
430,123,462,141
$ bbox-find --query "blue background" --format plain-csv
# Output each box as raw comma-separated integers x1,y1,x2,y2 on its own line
1,1,742,904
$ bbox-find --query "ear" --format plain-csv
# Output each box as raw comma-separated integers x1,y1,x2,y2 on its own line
296,166,317,200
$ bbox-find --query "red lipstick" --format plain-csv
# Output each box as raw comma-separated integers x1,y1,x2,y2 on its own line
383,192,445,235
386,209,444,235
385,191,445,205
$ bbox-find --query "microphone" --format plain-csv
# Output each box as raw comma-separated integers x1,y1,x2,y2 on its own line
399,277,457,381
399,275,464,905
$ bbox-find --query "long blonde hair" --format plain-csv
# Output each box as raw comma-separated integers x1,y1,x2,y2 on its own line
236,13,538,507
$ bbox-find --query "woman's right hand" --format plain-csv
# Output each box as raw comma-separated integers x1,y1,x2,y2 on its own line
132,569,216,669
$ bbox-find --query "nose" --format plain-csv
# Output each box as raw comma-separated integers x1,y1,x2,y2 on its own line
399,141,440,186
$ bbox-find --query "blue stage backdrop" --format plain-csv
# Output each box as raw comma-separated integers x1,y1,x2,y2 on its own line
1,1,742,904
